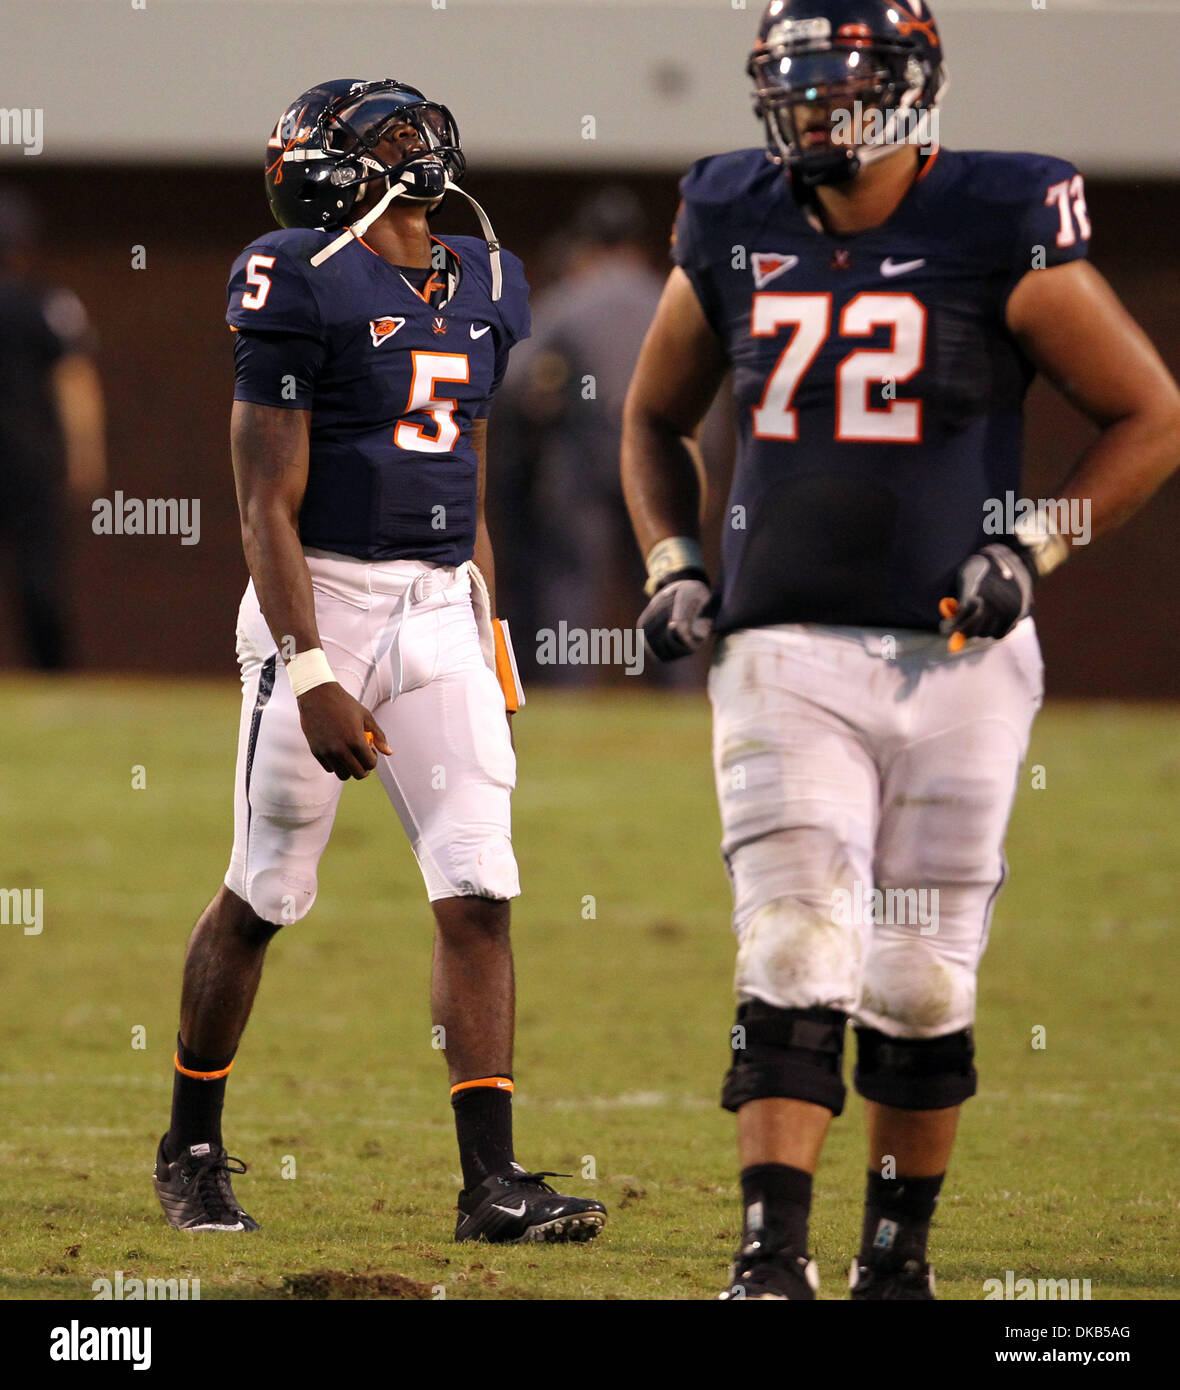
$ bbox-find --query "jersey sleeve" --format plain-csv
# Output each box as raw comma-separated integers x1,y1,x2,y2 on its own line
1004,158,1091,300
476,248,531,419
227,242,327,408
670,193,724,338
232,329,326,410
227,243,326,337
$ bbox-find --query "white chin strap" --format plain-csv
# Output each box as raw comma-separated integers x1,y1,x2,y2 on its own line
443,177,502,301
309,173,503,301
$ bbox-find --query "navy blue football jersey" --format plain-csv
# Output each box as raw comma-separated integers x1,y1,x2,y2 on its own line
227,230,530,563
672,146,1091,633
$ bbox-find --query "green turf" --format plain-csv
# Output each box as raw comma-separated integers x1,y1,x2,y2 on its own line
0,677,1176,1300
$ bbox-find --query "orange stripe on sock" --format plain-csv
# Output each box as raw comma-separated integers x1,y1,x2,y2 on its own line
174,1053,235,1081
450,1076,514,1097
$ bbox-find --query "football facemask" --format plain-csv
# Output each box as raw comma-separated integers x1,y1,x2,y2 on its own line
326,90,466,203
750,45,929,185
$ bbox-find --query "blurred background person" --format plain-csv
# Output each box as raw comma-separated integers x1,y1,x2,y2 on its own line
0,186,106,670
492,186,675,684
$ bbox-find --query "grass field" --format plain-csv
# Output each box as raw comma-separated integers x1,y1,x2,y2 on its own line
0,677,1177,1301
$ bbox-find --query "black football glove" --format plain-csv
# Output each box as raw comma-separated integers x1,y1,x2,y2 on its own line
638,569,713,661
939,542,1035,651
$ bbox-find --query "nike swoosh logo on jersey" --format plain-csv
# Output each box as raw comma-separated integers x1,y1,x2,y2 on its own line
492,1201,527,1216
470,323,492,338
880,258,927,278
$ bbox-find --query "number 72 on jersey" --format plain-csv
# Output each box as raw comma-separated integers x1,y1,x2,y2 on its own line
751,291,926,445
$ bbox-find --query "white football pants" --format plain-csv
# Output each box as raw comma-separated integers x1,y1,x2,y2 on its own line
225,550,519,924
709,620,1043,1039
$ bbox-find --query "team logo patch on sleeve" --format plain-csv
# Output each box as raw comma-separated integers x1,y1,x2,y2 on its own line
369,316,406,346
752,252,799,288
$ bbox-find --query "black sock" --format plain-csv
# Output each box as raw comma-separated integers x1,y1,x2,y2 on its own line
740,1163,813,1255
860,1170,943,1269
452,1078,515,1191
163,1035,236,1161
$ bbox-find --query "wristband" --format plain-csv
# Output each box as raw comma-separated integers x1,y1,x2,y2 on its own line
1012,505,1071,579
493,618,525,712
285,646,337,698
644,536,704,596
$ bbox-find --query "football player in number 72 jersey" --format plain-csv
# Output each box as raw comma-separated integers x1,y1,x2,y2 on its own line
622,0,1180,1298
152,78,605,1246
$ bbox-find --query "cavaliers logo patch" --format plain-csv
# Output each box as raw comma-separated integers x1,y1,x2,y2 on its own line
432,316,447,336
369,316,406,346
751,252,799,288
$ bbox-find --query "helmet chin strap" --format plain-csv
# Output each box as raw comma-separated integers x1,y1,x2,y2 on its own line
310,177,407,266
310,168,504,301
443,178,502,301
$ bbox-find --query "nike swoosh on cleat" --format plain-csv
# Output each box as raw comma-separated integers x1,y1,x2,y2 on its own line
491,1201,527,1216
880,257,927,277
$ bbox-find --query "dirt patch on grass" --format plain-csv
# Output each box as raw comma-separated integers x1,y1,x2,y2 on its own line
280,1268,436,1300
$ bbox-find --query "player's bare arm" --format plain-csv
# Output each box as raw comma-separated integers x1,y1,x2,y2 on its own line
471,417,502,628
942,260,1180,650
622,266,725,553
622,267,726,658
1007,260,1180,541
230,398,389,780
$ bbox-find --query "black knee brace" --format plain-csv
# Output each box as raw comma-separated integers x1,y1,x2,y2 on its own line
853,1026,977,1109
722,1000,848,1116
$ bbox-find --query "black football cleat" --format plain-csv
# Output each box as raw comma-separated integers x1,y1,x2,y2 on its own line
849,1258,936,1300
718,1234,820,1300
454,1164,606,1244
152,1137,260,1232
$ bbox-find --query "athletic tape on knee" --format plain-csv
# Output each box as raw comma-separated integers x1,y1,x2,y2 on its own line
722,1000,848,1116
853,1026,977,1110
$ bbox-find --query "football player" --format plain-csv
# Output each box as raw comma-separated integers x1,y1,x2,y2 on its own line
622,0,1180,1298
152,78,605,1246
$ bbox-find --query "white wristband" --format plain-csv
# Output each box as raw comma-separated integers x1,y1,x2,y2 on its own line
644,536,704,596
285,647,337,698
1013,505,1071,578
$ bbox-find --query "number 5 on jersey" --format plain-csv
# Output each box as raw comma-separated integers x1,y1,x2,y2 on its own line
396,351,470,453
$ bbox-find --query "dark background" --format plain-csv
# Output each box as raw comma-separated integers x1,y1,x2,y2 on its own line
1,165,1177,696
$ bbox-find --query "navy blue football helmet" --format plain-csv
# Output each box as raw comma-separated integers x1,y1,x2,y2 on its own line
264,78,466,231
748,0,948,186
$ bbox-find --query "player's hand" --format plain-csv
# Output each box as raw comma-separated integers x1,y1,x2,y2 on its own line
638,571,713,661
296,682,391,780
940,542,1035,652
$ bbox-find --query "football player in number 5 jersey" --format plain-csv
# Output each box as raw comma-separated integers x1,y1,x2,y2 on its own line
152,79,605,1246
622,0,1180,1298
